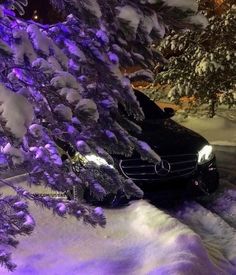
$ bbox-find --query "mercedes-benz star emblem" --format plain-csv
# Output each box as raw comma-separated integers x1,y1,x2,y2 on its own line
155,160,171,176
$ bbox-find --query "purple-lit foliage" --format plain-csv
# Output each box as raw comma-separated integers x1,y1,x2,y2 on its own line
0,0,200,271
1,0,28,15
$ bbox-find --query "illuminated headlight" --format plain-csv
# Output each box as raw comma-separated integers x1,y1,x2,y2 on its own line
72,152,114,169
85,154,114,169
198,145,214,164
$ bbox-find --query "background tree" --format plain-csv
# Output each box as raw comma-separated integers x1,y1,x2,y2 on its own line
0,0,201,270
146,1,236,117
198,0,235,16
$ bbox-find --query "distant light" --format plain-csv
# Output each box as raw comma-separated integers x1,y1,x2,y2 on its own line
33,10,39,21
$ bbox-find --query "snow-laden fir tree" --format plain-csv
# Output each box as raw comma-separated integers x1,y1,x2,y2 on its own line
147,1,236,117
0,0,201,270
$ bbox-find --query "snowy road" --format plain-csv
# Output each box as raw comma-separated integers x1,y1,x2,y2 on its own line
0,145,235,275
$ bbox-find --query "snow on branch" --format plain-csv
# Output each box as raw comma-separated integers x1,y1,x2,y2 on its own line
0,0,201,270
0,83,33,139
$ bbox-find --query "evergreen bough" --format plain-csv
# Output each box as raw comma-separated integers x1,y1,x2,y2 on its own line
0,0,199,270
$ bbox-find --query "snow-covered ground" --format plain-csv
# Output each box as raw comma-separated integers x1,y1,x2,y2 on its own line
1,110,236,275
174,108,236,146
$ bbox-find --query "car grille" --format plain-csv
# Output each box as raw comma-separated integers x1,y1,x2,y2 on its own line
119,154,198,181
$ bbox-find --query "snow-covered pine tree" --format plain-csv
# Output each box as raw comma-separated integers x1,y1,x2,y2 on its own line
148,1,236,117
0,0,201,270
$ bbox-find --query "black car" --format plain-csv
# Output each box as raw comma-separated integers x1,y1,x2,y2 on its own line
116,90,219,201
55,90,219,203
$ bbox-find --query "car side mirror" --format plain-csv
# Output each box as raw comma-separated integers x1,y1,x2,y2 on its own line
164,107,175,118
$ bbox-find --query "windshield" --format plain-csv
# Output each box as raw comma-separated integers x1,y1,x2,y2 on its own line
134,90,167,120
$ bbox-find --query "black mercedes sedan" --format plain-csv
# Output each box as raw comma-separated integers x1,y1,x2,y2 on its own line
115,90,219,201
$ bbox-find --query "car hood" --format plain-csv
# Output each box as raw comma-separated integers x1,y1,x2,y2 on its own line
137,118,208,156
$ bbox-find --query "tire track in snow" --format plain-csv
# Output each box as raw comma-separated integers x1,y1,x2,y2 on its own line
167,147,236,273
198,180,236,229
199,147,236,229
169,200,236,274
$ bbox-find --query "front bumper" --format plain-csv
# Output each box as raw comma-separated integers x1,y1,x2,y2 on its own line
133,157,219,201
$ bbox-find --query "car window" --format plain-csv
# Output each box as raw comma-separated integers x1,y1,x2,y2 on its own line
134,90,167,120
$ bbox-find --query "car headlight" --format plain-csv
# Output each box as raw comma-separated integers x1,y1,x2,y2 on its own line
85,154,114,169
198,145,214,164
72,152,114,169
